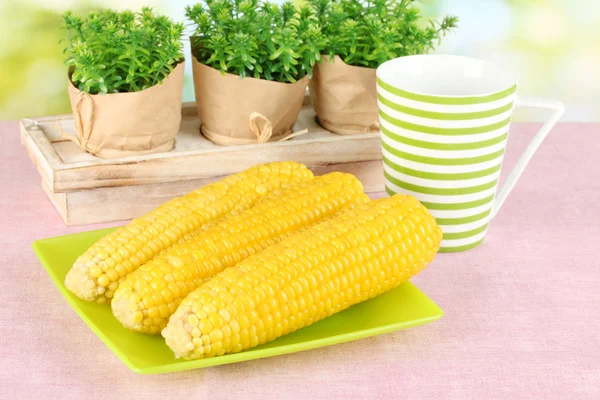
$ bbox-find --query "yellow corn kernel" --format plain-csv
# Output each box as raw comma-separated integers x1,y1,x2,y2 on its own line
165,182,292,248
64,162,313,303
163,194,442,360
112,172,370,334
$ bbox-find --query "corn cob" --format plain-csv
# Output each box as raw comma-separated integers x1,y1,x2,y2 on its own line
167,182,302,248
65,162,313,303
163,194,442,359
112,172,369,334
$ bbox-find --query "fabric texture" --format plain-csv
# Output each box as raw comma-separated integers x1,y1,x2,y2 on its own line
0,121,598,399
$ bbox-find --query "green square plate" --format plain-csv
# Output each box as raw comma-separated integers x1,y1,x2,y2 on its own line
32,228,443,374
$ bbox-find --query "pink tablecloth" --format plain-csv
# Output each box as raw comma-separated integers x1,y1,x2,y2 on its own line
0,121,598,399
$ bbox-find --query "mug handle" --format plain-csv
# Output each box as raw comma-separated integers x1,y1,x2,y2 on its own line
491,97,565,218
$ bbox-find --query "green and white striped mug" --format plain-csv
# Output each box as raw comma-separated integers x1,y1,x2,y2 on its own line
376,55,564,252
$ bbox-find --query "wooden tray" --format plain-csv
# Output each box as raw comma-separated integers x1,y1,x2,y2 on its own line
21,103,383,225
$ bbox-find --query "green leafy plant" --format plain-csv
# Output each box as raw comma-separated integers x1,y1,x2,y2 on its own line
186,0,326,83
61,7,184,94
308,0,458,69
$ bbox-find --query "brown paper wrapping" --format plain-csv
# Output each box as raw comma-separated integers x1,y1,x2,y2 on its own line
66,62,185,158
192,57,309,145
309,55,379,135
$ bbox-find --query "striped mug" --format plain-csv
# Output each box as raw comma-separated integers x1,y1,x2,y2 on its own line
376,55,564,252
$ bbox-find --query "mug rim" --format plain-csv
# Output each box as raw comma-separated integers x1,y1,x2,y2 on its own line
376,54,518,104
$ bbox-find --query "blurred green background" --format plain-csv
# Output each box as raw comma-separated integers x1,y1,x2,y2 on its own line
1,0,598,121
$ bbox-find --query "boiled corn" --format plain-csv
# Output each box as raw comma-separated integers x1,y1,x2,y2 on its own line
168,182,305,248
65,162,313,303
163,194,442,359
112,172,369,334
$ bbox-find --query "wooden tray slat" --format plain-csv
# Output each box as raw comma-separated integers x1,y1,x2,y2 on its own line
21,104,382,193
21,103,384,225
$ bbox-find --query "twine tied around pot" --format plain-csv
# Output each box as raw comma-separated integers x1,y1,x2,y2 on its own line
249,112,273,143
248,112,309,143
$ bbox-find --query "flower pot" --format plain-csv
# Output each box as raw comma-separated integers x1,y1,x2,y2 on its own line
191,57,309,145
66,62,185,158
309,55,379,135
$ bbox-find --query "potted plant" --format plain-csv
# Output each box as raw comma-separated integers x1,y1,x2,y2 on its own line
186,0,325,145
307,0,458,134
61,8,185,158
